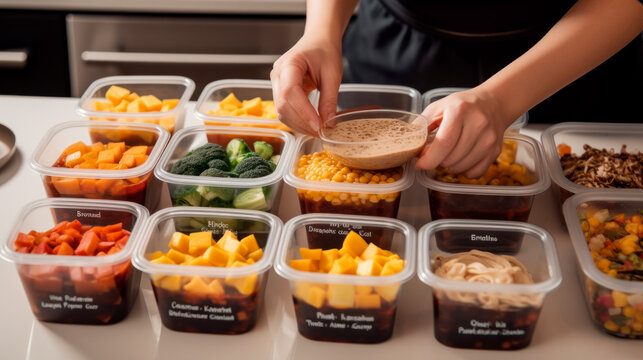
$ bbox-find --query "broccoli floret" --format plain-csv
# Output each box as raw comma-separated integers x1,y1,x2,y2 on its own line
170,156,210,176
188,143,227,161
233,156,275,178
207,159,230,172
207,197,234,208
171,185,202,207
230,152,261,170
253,141,274,160
226,138,251,163
197,185,235,202
199,168,237,178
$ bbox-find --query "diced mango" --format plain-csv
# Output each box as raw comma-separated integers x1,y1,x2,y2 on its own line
328,254,357,275
300,248,322,261
216,230,238,248
290,259,315,272
242,97,263,116
219,93,242,108
305,286,327,309
52,177,82,195
169,232,190,254
62,141,89,157
355,294,382,309
159,275,182,292
208,279,225,296
188,232,213,256
126,92,140,102
96,149,116,164
341,231,368,257
98,163,119,170
226,252,246,267
158,117,175,133
133,154,148,166
375,284,400,303
247,248,264,262
355,285,373,295
93,101,113,111
65,151,84,168
225,274,257,295
140,95,163,111
113,99,129,112
356,259,382,276
361,243,382,260
328,284,355,308
94,179,117,195
222,236,248,256
202,246,230,267
162,98,180,110
188,256,211,267
166,249,186,264
147,251,164,261
184,276,213,296
106,85,131,106
240,234,260,253
381,259,405,276
119,154,136,167
79,178,97,193
320,248,340,272
126,98,146,112
151,255,175,265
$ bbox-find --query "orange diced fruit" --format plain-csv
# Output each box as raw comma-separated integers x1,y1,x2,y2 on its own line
162,99,180,110
125,92,140,102
79,179,97,193
90,142,105,152
240,234,260,253
290,259,315,272
113,99,129,112
133,155,148,166
169,232,190,254
242,97,263,116
140,95,163,111
300,248,323,261
97,149,116,164
65,151,84,168
355,294,382,309
98,163,119,170
93,101,113,111
119,154,136,168
52,177,82,195
123,145,148,155
106,85,131,106
381,259,405,276
247,249,263,262
158,117,175,133
219,93,242,108
341,231,368,257
127,98,146,112
62,141,89,157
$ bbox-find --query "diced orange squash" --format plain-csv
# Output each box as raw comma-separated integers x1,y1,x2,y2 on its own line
62,141,89,157
219,93,242,108
52,177,82,195
140,95,162,111
375,284,400,303
355,294,382,309
126,98,146,112
151,255,175,265
93,101,113,111
106,85,131,106
305,286,326,309
381,259,405,276
202,246,230,267
224,274,257,295
158,117,175,133
341,231,368,258
162,99,180,110
320,248,339,273
98,163,119,170
226,252,246,267
75,230,100,256
208,279,225,296
65,151,84,168
300,248,322,261
361,243,382,260
79,178,97,193
97,149,116,164
94,178,117,195
148,251,164,261
125,92,140,102
169,232,189,253
158,275,182,292
90,142,105,152
57,241,75,256
290,259,315,272
356,259,382,276
329,254,357,275
188,256,211,267
123,145,148,156
222,237,248,256
184,276,213,296
133,155,148,166
82,151,99,162
119,154,136,167
328,284,355,308
188,232,213,256
247,248,263,262
216,230,238,248
242,97,263,116
240,234,260,253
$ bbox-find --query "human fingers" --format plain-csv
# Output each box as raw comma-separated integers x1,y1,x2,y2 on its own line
317,69,342,123
462,147,501,179
446,128,500,174
415,106,463,170
421,103,443,133
440,109,491,169
271,67,317,135
281,63,323,134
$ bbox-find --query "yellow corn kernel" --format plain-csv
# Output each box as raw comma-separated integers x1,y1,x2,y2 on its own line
604,320,620,332
623,306,635,318
587,217,601,229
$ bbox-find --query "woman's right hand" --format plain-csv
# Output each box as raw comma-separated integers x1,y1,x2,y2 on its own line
271,34,344,136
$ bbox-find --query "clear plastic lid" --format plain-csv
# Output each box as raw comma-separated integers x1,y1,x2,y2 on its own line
0,198,149,266
30,121,170,179
274,213,416,286
335,83,422,113
283,136,416,194
541,122,643,195
155,125,294,188
416,133,550,196
194,79,318,126
422,87,528,130
76,75,195,119
417,219,562,294
562,190,643,294
132,207,282,278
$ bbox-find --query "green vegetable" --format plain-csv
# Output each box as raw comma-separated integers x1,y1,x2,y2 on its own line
233,187,269,211
207,159,230,171
197,185,234,202
226,139,251,163
170,156,210,176
270,155,280,166
199,168,236,178
231,152,261,170
208,197,234,208
233,156,274,178
253,141,274,160
603,227,629,241
171,185,202,207
188,143,227,162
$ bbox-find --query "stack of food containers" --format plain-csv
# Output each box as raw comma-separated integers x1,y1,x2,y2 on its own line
418,219,562,349
336,84,422,113
155,125,294,214
77,75,195,135
132,207,282,334
0,198,149,324
541,122,643,205
563,191,643,339
422,87,528,132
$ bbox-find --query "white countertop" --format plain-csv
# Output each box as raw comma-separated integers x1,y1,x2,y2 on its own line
0,95,639,360
0,0,306,15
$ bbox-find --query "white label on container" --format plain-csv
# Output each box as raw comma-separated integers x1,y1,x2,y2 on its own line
168,301,235,321
457,319,525,336
76,211,101,218
303,310,375,332
470,234,498,242
307,224,373,240
40,294,98,311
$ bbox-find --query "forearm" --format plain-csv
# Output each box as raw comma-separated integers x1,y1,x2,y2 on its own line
304,0,359,43
481,0,643,123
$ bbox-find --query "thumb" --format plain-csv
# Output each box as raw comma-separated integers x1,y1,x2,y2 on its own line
422,102,443,133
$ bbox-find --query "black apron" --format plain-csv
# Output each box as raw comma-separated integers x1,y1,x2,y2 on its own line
342,0,642,123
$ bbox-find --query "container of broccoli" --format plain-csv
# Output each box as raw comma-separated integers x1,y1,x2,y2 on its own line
155,126,294,214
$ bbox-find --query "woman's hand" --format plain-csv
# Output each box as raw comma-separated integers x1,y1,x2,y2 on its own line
415,87,514,178
271,35,344,135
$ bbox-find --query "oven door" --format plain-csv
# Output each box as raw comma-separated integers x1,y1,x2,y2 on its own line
67,14,304,98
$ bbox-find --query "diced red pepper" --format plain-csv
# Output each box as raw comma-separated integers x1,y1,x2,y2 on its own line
75,230,100,256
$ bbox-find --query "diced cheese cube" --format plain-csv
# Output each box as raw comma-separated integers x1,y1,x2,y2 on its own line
341,231,368,257
168,232,190,254
327,284,355,308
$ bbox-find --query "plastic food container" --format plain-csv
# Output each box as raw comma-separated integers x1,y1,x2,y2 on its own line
30,121,170,211
155,125,294,214
77,75,195,135
0,198,148,324
422,87,528,132
275,214,416,343
563,191,643,339
418,219,562,350
541,122,643,205
284,136,415,246
194,79,314,133
336,83,422,113
416,134,549,253
132,207,282,334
